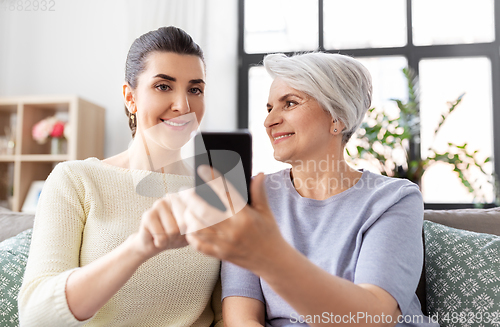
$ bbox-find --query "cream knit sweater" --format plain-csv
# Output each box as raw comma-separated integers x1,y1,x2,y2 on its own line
18,158,223,327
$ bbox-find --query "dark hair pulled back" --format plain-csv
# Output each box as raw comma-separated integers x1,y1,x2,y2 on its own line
124,26,204,138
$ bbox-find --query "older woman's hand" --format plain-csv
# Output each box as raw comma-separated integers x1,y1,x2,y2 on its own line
170,165,287,272
128,198,189,262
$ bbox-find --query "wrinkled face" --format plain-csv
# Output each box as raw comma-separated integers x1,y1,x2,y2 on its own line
129,51,206,150
264,78,336,163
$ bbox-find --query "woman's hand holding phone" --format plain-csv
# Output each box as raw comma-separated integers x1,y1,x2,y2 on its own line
170,165,288,274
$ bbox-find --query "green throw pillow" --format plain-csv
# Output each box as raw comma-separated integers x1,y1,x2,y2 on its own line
424,220,500,327
0,229,32,327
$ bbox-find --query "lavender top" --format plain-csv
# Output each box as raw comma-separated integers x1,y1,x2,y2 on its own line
222,169,439,327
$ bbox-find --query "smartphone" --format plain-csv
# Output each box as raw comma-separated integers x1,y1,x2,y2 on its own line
194,131,252,211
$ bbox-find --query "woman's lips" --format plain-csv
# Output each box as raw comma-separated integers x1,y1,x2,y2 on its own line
160,118,191,130
272,133,295,144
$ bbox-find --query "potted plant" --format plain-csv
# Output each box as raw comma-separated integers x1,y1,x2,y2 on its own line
348,67,498,206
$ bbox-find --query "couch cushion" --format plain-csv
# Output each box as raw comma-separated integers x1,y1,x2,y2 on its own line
0,209,35,243
0,228,32,327
423,220,500,327
416,207,500,314
424,207,500,236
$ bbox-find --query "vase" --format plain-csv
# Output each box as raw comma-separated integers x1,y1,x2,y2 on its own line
51,138,66,155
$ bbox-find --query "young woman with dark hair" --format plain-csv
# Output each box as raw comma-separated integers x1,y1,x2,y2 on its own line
18,26,222,327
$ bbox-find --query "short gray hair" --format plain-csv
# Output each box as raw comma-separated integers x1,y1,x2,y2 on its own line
263,52,372,144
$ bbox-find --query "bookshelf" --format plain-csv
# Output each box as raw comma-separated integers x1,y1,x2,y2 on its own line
0,95,105,212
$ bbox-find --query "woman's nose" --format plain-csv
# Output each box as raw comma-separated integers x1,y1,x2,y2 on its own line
264,108,282,129
171,93,190,114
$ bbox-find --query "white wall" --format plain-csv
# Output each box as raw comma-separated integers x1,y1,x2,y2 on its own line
0,0,238,157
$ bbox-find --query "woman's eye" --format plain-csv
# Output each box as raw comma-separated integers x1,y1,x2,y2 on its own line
267,108,272,113
285,101,297,108
190,87,203,95
156,84,170,91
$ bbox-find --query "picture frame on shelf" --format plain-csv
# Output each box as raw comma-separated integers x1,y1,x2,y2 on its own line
21,181,46,214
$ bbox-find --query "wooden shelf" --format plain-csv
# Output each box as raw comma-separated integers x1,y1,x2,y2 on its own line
0,95,105,212
0,156,16,162
19,154,70,162
0,155,70,162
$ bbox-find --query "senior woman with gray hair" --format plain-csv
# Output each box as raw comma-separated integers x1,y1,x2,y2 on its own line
172,52,438,327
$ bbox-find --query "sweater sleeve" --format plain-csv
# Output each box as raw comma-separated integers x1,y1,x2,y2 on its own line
18,163,94,326
221,261,265,303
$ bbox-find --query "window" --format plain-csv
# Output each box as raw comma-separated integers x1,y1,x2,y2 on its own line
323,0,407,49
245,0,318,53
238,0,500,207
419,57,494,203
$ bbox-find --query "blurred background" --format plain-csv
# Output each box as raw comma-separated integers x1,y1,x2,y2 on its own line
0,0,499,209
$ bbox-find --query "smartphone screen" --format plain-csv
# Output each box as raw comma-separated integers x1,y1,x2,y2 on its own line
194,131,252,211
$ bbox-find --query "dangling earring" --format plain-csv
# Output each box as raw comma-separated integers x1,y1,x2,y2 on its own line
129,102,136,123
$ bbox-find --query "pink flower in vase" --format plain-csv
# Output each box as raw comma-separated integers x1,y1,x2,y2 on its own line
51,121,65,138
32,116,57,144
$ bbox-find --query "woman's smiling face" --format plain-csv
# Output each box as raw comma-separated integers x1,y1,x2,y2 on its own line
264,78,338,163
125,51,206,150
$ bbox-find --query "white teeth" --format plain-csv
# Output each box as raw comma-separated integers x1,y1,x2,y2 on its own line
274,133,294,140
163,120,188,127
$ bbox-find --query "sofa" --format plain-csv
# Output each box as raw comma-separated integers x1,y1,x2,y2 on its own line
0,206,499,327
417,207,500,326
